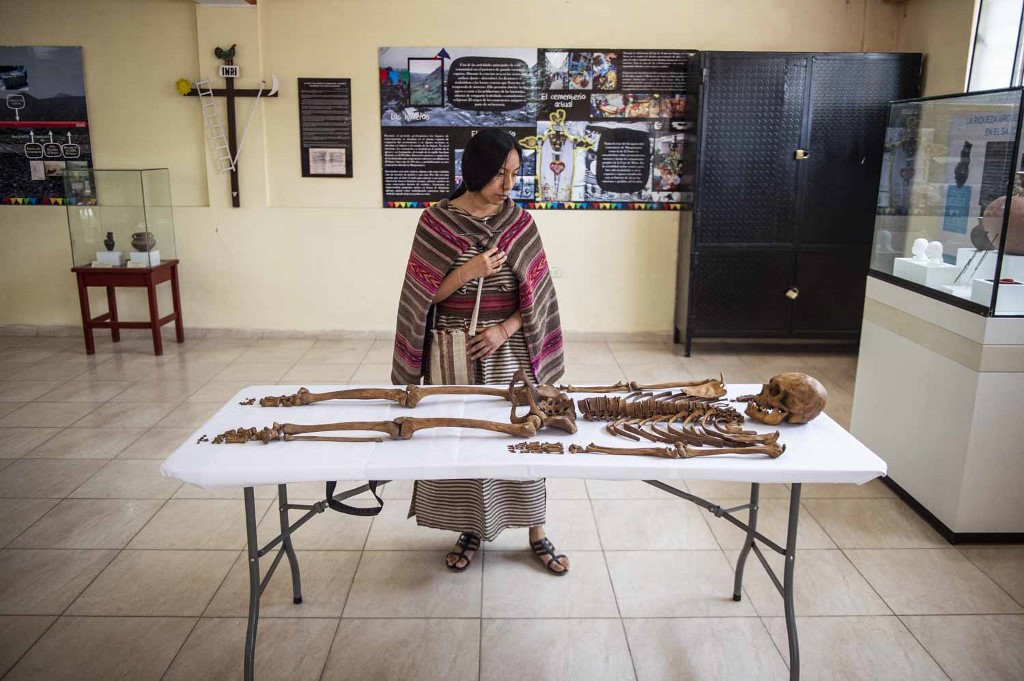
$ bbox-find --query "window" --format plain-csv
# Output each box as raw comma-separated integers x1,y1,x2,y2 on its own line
969,0,1024,91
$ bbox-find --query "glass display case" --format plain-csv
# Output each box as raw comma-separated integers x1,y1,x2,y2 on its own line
870,88,1024,316
63,168,175,268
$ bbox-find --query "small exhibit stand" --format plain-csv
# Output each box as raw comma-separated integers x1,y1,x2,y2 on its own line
892,257,960,288
71,260,184,356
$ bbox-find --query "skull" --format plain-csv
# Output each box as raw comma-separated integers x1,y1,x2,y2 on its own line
739,373,828,425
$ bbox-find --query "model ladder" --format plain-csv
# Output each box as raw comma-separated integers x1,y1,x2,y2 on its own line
195,79,235,173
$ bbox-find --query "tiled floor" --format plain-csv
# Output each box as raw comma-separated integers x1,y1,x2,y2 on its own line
0,334,1021,680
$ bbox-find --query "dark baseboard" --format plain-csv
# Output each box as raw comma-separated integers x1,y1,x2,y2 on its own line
880,477,1024,544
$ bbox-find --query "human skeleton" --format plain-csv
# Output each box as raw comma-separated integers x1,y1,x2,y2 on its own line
210,371,829,460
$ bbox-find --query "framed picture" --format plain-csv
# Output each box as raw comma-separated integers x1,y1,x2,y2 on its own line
408,58,444,107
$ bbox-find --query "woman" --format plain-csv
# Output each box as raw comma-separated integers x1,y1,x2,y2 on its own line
392,129,568,575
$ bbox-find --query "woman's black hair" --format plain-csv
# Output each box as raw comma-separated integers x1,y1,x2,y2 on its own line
449,129,523,199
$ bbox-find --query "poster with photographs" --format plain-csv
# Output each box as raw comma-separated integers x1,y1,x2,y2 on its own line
379,47,694,210
0,46,93,205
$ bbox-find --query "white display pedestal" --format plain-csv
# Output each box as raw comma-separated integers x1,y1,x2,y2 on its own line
852,278,1024,537
940,283,972,300
129,250,160,266
95,251,124,266
970,277,1024,314
893,257,960,288
955,248,1024,280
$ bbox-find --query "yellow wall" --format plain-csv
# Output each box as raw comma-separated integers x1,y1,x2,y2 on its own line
0,0,965,337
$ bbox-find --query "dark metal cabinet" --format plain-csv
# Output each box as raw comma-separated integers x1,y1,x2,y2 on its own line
679,51,922,353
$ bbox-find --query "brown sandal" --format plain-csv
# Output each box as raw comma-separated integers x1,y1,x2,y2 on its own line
530,537,569,576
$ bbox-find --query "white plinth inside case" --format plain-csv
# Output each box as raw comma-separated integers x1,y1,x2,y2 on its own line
893,257,960,288
970,277,1024,314
129,250,160,266
955,248,1024,281
940,284,972,300
95,251,124,266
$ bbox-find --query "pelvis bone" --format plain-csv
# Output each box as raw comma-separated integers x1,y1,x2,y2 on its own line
737,373,828,425
212,370,577,444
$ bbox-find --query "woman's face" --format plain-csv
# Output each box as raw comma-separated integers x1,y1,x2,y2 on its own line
478,149,520,206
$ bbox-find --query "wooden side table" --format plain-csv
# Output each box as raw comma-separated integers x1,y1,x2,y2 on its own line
71,259,184,356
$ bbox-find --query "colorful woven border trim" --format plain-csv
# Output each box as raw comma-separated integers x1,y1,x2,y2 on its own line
384,200,683,210
1,197,68,205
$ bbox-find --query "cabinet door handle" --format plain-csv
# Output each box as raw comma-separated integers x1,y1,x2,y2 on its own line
786,287,800,300
794,149,810,160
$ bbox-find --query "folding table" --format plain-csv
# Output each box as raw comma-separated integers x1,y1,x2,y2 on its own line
161,383,887,681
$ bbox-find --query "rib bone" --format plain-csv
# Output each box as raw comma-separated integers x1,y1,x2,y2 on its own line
567,442,786,459
559,375,726,399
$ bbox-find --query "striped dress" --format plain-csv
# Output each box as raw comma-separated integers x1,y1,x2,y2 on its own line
408,209,547,541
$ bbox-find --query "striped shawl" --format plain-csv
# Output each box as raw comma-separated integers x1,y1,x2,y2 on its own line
392,199,564,386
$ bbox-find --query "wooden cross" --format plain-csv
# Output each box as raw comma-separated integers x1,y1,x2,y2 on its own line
183,53,278,208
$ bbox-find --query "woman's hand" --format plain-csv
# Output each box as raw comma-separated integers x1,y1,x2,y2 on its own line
467,323,509,361
460,247,507,281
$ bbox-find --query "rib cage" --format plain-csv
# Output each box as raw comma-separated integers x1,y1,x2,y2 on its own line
576,393,779,449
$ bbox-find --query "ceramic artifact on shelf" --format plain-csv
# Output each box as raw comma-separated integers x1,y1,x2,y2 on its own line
981,175,1024,255
926,240,944,265
131,231,156,252
103,231,115,251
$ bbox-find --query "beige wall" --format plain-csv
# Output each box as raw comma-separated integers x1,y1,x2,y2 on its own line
896,0,977,96
0,0,961,336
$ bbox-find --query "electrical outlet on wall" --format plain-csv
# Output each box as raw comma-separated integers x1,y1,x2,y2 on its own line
549,266,562,278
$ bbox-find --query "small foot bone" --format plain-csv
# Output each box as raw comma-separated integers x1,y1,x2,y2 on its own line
259,388,312,407
508,441,564,454
212,423,284,444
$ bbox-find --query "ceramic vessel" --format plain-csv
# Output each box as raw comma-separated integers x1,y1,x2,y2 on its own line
131,231,156,252
103,231,115,251
982,194,1024,255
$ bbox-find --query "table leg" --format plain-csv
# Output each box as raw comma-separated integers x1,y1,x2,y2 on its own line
105,287,120,343
646,478,801,679
170,263,184,343
75,274,95,355
243,487,260,681
145,279,163,356
278,484,303,604
732,482,760,601
784,483,802,681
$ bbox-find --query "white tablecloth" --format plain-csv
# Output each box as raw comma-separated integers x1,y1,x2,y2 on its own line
160,384,886,489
